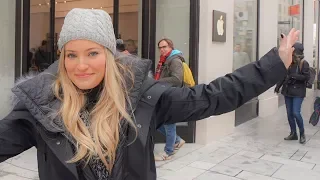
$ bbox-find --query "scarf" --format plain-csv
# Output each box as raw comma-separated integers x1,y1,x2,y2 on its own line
154,50,172,80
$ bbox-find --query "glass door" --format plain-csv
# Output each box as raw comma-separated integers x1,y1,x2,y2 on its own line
118,0,140,56
234,0,259,126
152,0,199,143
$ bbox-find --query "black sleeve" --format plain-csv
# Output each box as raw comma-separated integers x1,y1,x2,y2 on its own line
0,110,36,163
275,76,286,92
291,61,310,81
155,48,287,126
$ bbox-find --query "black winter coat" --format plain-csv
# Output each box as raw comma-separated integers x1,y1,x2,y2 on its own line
0,48,286,180
275,60,310,98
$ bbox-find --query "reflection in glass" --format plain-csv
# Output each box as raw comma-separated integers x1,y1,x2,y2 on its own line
155,0,190,67
233,0,258,71
278,0,303,46
29,0,51,72
119,0,139,56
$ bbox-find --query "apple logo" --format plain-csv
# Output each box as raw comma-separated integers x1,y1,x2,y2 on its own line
217,15,224,36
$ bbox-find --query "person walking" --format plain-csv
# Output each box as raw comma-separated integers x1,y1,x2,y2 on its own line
154,38,186,161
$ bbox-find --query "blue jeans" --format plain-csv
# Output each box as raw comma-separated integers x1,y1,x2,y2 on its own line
285,96,305,134
158,124,182,155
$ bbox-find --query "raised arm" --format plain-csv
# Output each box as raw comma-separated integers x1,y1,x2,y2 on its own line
155,48,286,126
155,29,299,127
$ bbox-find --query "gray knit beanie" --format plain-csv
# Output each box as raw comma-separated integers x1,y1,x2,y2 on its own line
58,8,116,55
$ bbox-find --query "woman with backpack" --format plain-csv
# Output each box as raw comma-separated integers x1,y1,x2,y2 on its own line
275,42,310,144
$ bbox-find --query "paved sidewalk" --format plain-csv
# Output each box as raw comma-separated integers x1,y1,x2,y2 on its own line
154,93,320,180
1,93,320,180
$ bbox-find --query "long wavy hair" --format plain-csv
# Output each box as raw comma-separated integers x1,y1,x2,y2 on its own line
53,48,136,172
293,52,304,64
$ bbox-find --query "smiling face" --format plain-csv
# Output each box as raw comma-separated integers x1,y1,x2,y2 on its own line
64,40,106,90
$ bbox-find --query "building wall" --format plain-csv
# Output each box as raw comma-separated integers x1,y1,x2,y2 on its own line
196,0,235,144
0,0,16,119
303,0,315,96
304,0,315,65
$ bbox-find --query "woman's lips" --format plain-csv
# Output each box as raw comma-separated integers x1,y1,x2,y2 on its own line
75,73,94,78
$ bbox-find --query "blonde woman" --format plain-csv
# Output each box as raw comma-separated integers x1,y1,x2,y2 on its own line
0,8,299,180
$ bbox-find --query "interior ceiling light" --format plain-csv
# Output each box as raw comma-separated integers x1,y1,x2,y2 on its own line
64,1,67,3
55,2,58,4
100,7,103,9
39,4,41,6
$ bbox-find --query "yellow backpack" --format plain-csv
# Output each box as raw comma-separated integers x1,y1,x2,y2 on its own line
179,57,195,87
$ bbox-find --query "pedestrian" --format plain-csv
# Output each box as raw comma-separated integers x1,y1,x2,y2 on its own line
154,38,185,161
275,42,309,144
0,8,299,180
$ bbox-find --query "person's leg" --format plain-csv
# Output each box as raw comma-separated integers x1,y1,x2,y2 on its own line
154,124,177,161
292,97,306,144
163,124,176,156
174,133,185,150
175,134,181,144
284,96,298,140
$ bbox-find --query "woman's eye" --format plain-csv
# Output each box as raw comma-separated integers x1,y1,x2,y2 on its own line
67,54,76,58
89,52,99,57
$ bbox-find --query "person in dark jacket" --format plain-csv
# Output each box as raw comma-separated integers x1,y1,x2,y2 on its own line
275,42,309,144
0,8,299,180
34,40,51,71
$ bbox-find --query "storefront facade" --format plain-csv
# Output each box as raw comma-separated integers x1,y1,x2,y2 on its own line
0,0,317,144
195,0,315,144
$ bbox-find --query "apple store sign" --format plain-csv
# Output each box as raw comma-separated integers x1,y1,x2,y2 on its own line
212,10,227,42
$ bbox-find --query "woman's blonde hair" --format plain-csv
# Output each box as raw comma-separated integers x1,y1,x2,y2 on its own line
53,48,136,172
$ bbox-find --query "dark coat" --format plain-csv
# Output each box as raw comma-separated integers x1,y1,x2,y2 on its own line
0,48,286,180
275,60,310,98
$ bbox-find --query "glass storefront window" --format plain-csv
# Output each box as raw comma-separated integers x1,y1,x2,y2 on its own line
29,0,51,72
155,0,190,126
119,0,140,56
278,0,304,46
53,0,141,58
155,0,190,66
233,0,258,71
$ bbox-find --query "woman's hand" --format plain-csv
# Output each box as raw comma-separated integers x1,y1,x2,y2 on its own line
278,28,300,69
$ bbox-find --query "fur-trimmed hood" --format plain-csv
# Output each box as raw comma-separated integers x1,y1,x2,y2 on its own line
11,55,153,133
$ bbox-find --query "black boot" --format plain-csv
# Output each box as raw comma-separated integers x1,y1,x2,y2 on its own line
284,132,298,140
300,133,306,144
